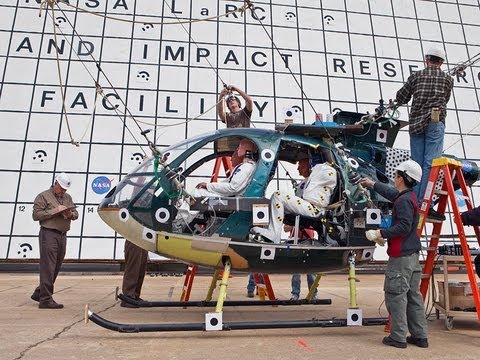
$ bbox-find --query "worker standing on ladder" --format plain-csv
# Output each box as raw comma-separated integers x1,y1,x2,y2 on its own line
393,47,454,221
217,84,254,296
218,84,253,128
360,160,429,349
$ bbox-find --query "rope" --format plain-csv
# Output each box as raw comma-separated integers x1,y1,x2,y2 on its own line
44,8,109,146
47,3,153,152
76,82,103,144
48,3,78,146
130,97,220,129
56,0,250,26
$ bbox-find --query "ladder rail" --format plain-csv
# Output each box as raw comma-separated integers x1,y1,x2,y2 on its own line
448,167,480,320
417,158,480,321
454,162,480,245
418,165,444,297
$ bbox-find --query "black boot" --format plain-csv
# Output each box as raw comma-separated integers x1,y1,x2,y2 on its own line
382,336,407,349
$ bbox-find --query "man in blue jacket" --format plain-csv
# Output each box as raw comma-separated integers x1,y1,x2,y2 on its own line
360,160,428,349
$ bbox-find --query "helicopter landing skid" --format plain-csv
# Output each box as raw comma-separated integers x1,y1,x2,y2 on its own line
85,304,387,333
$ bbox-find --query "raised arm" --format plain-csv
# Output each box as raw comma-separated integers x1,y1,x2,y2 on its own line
217,87,228,123
230,85,253,111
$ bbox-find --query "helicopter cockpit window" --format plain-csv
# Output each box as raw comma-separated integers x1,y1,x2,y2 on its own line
179,136,239,191
126,133,210,178
131,180,157,209
111,174,155,209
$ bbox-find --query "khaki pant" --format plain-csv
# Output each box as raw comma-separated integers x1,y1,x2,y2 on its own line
122,240,148,299
33,227,66,303
384,253,428,342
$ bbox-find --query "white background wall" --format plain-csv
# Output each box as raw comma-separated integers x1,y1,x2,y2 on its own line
0,0,479,260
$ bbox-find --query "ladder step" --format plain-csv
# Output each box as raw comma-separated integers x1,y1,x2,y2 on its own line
425,217,443,223
434,190,448,196
423,247,438,252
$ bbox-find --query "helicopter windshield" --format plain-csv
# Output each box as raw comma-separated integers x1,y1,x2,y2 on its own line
128,132,215,177
102,133,212,209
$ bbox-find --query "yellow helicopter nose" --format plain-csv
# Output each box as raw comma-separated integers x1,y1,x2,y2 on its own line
97,207,157,253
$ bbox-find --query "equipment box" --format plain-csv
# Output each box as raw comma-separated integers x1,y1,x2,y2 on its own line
438,281,479,311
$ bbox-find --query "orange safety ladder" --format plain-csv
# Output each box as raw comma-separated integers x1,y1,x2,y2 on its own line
416,157,480,321
211,156,233,182
253,273,277,300
180,264,197,302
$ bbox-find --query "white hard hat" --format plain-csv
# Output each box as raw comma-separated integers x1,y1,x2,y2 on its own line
55,172,72,190
425,47,445,61
396,160,422,183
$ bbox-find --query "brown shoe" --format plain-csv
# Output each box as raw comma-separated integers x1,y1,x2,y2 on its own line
39,301,64,309
120,301,139,308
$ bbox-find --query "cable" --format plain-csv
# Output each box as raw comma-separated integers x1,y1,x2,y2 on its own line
448,52,480,76
162,0,228,87
56,0,250,26
48,5,77,146
45,4,146,151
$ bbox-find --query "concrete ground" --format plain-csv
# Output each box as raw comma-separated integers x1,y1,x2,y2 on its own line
1,271,479,360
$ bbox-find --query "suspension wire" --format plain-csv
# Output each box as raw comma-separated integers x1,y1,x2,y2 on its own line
443,121,480,152
45,3,199,200
445,52,480,151
48,3,77,146
448,52,480,76
162,0,227,87
243,0,368,195
157,0,259,138
47,0,252,152
245,1,336,145
76,82,102,144
48,3,153,152
56,0,250,26
45,10,105,146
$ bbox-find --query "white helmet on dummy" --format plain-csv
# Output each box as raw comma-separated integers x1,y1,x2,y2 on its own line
425,47,445,61
396,160,422,184
55,172,72,190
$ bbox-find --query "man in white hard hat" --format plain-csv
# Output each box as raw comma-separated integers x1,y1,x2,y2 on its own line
360,160,428,349
394,47,454,221
31,173,78,309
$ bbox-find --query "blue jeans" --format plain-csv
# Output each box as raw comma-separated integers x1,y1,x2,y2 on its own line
247,273,256,292
247,273,264,292
291,273,317,296
410,121,445,202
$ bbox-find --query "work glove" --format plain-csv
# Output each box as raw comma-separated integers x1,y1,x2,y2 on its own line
365,229,385,246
